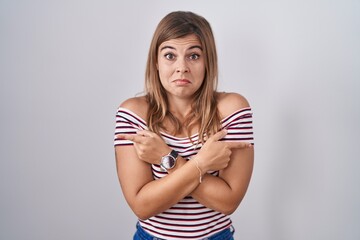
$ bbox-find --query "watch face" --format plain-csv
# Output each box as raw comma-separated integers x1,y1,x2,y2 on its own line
162,156,176,169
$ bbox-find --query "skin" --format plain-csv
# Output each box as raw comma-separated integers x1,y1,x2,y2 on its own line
157,34,205,104
115,34,254,220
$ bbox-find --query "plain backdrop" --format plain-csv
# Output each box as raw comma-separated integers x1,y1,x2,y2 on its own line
1,0,359,239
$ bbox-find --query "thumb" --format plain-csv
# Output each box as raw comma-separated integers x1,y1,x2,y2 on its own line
226,141,253,149
136,129,153,137
209,129,228,142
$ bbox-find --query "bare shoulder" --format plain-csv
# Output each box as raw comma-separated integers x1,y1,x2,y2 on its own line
217,92,251,119
118,96,148,120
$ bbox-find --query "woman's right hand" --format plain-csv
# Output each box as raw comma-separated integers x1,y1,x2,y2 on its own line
194,129,252,172
115,130,171,165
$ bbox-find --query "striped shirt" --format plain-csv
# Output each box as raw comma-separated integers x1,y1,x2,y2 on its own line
114,107,254,239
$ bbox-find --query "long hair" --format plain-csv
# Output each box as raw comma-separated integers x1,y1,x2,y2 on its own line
145,11,220,143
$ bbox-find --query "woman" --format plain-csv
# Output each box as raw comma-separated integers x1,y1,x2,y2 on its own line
114,11,254,240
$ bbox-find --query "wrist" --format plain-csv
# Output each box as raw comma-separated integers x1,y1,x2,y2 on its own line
160,150,178,172
158,147,172,164
191,156,207,174
193,158,204,183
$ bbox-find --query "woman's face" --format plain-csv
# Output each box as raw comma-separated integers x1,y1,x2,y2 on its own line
157,34,205,100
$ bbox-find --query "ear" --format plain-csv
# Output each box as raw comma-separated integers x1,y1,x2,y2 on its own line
156,62,159,70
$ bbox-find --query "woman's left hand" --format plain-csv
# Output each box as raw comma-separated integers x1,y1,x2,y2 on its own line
116,130,171,165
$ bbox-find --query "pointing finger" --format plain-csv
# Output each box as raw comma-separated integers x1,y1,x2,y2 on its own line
209,129,228,142
225,141,253,149
115,134,143,143
136,130,154,137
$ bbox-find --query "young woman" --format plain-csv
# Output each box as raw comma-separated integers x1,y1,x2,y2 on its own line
114,11,254,240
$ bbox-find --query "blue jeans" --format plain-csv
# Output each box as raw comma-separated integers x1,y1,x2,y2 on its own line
133,223,234,240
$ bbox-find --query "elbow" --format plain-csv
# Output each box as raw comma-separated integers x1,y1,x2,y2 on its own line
127,193,166,220
219,191,248,215
222,209,236,216
134,211,152,221
218,200,242,215
131,200,159,220
132,205,154,220
220,205,238,216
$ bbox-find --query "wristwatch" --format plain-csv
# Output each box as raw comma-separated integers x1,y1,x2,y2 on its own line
160,150,178,172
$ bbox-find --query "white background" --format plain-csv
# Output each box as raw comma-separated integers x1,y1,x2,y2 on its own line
1,0,359,239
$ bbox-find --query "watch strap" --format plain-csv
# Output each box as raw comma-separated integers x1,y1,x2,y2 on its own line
169,150,178,160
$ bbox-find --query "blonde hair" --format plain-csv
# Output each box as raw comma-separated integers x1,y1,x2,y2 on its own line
145,11,220,142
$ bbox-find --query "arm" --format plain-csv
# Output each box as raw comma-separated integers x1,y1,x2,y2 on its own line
114,98,201,220
115,145,201,220
115,129,244,219
115,94,254,217
190,92,255,214
116,129,252,218
168,140,253,215
114,97,233,220
190,147,254,215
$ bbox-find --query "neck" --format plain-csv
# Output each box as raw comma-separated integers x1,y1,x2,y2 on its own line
167,96,194,120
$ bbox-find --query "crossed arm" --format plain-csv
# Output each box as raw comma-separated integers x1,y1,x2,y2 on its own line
115,129,254,220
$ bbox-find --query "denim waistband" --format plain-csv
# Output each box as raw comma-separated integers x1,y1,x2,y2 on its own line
134,222,234,240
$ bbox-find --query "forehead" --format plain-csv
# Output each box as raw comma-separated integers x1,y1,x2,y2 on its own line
159,34,202,50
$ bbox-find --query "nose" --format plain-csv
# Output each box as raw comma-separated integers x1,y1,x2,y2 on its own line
176,58,189,73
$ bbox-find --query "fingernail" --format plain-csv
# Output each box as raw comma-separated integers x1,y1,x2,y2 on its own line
116,135,124,139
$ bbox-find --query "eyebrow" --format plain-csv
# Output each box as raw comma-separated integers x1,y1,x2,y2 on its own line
159,45,203,51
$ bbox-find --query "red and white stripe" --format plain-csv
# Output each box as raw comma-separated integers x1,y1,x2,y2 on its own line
114,107,254,239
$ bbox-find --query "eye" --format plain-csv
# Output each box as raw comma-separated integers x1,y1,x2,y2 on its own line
189,53,200,60
164,53,175,60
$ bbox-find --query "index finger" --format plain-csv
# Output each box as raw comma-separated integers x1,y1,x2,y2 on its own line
225,141,253,149
115,134,143,143
209,129,228,142
136,130,155,137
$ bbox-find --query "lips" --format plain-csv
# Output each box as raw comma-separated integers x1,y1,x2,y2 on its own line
173,79,191,85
